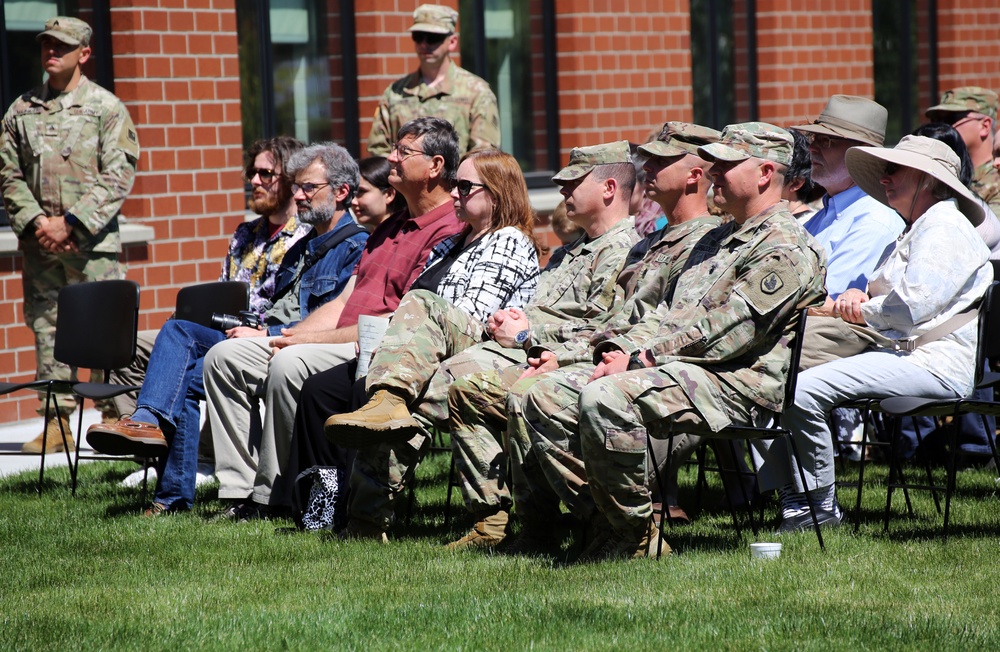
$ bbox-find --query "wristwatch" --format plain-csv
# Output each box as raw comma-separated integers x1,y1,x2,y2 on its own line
627,350,646,371
514,329,531,347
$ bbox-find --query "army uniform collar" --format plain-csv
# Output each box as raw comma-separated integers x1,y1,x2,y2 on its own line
34,74,90,108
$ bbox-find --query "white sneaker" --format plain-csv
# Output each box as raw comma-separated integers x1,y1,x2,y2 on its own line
121,466,157,488
195,462,217,487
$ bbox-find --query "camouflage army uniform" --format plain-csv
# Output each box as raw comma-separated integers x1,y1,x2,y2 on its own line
348,216,640,529
1,75,140,416
448,215,719,514
511,203,827,533
972,160,1000,217
367,63,500,158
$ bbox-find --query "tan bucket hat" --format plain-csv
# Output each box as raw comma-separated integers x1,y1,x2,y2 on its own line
791,95,887,146
845,135,984,226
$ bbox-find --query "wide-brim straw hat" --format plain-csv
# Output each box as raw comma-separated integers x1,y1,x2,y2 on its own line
845,135,984,226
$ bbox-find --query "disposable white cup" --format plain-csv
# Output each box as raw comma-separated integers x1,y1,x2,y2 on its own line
750,542,782,560
355,315,391,381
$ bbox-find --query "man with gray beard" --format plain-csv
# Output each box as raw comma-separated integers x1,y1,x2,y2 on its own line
87,142,369,515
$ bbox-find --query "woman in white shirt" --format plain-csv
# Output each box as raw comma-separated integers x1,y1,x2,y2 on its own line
758,135,993,532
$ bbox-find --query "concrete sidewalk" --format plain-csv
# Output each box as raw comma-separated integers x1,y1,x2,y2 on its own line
0,409,103,478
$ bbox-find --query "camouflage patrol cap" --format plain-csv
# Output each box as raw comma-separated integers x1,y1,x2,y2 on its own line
552,140,632,183
36,16,92,47
409,4,458,34
698,122,793,167
926,86,999,121
639,122,722,158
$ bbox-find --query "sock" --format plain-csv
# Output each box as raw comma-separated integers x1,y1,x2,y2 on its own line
778,484,809,520
807,484,840,516
130,408,160,427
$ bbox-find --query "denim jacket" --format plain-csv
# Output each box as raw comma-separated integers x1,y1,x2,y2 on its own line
265,212,368,335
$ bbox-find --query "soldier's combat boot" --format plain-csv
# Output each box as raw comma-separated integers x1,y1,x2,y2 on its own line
324,389,422,448
576,517,669,562
446,509,509,550
21,415,74,454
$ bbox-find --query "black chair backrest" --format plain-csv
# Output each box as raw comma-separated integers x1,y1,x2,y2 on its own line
174,281,249,329
977,281,1000,377
54,280,140,372
782,308,810,411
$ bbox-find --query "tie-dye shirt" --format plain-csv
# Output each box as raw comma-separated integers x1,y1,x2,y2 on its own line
222,214,312,319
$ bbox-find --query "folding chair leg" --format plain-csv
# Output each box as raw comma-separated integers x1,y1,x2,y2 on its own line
787,434,825,550
646,435,668,558
693,441,708,513
71,403,85,495
943,415,960,540
443,453,457,529
911,416,942,514
853,409,870,533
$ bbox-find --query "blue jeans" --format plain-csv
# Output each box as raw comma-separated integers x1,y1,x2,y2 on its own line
136,319,223,510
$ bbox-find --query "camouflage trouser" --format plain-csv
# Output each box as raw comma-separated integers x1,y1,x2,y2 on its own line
447,352,527,513
21,242,123,417
516,363,755,532
350,289,488,529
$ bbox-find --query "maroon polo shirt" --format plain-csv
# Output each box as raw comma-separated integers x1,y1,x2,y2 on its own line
336,201,463,328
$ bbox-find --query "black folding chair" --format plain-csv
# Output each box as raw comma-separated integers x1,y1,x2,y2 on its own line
174,280,249,328
0,280,141,494
877,281,1000,538
648,309,826,554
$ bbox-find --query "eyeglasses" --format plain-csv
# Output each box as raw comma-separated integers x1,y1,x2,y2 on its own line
244,167,277,183
292,182,330,197
807,134,842,149
456,179,488,197
392,142,428,159
411,31,450,46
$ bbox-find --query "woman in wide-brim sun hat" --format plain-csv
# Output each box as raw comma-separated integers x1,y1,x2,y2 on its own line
761,135,993,534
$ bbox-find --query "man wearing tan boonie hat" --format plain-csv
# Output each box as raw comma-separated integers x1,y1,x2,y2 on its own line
367,4,500,158
789,96,903,310
927,86,1000,216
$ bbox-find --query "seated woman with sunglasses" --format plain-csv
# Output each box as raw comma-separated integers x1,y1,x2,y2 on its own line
323,149,540,447
754,135,993,532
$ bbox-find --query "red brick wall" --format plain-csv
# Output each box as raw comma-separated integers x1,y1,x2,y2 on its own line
755,1,876,130
553,1,692,157
0,0,246,423
935,0,1000,94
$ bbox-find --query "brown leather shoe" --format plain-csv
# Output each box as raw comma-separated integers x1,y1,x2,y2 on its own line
21,415,74,454
87,418,168,458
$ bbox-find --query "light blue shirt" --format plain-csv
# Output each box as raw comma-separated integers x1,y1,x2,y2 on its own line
803,185,904,298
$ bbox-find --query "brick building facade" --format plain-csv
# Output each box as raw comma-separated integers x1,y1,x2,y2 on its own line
1,0,999,423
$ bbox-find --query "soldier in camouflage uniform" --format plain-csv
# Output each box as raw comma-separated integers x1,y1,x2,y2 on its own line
327,141,640,541
506,124,827,561
367,4,500,158
443,124,723,549
926,87,1000,216
0,17,140,453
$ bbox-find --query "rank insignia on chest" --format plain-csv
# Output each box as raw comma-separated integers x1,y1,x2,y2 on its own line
761,272,783,294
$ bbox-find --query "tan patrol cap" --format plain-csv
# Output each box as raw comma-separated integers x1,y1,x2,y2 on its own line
552,141,632,183
926,86,999,121
698,122,794,167
409,4,458,34
36,16,91,47
639,122,722,158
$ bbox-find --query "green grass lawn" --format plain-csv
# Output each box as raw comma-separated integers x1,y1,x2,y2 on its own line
2,452,999,651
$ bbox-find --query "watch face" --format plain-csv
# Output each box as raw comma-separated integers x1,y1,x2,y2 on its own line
514,329,530,344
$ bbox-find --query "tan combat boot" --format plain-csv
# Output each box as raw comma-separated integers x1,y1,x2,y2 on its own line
446,509,509,550
577,518,670,562
21,415,75,454
324,389,422,448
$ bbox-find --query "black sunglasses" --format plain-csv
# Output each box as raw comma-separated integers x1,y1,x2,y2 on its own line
244,167,277,183
883,163,901,176
411,31,449,46
456,179,487,197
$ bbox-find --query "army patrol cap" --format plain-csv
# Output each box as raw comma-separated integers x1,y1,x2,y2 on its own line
926,86,999,121
698,122,794,167
791,95,887,146
36,16,92,47
552,140,632,183
409,4,458,34
639,122,722,158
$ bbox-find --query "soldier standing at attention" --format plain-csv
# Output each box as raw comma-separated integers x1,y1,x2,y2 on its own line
367,4,500,157
0,16,140,453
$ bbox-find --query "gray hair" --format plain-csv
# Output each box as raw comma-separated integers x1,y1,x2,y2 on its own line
286,141,360,207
